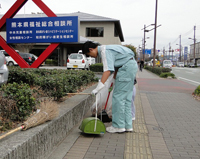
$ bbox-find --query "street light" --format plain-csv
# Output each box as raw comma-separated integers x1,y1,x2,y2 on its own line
141,24,154,61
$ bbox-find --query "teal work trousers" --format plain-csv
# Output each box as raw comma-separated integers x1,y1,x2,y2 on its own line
112,59,137,129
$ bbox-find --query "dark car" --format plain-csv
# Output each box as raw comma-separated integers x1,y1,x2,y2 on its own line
19,53,36,65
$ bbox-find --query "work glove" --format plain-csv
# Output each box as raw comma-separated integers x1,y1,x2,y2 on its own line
91,81,105,95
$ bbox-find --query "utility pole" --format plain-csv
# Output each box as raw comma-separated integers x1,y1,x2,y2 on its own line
163,47,165,60
141,38,144,60
169,43,171,60
143,25,146,61
194,26,196,65
179,35,181,62
153,0,158,68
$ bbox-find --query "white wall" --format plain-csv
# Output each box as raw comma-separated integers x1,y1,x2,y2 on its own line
80,22,121,45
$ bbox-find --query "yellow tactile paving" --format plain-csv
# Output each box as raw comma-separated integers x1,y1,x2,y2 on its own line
124,85,153,159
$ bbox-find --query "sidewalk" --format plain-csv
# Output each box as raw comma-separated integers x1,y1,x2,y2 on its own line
49,69,200,159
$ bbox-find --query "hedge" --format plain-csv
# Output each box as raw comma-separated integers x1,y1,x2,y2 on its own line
194,85,200,95
0,68,97,131
144,66,172,75
89,63,103,72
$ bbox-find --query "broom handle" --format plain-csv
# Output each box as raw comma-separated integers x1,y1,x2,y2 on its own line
104,82,113,110
0,125,24,140
67,93,91,95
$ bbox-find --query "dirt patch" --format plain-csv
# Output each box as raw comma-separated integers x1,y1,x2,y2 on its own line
192,93,200,101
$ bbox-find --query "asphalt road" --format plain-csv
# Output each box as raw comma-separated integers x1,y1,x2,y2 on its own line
172,67,200,86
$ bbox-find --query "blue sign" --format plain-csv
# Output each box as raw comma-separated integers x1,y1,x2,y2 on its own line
184,46,188,60
145,49,151,55
6,16,79,43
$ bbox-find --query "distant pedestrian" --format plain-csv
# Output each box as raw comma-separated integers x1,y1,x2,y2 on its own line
140,59,144,71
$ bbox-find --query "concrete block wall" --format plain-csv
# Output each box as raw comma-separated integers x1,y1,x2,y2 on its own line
0,86,95,159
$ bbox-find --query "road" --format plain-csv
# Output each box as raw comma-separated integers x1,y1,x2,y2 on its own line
172,67,200,86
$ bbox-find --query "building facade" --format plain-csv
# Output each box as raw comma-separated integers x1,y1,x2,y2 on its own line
0,12,124,66
190,42,200,65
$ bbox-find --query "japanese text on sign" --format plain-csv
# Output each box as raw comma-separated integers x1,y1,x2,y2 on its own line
6,16,79,43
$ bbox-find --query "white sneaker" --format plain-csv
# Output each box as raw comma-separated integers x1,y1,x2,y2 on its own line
126,128,133,132
106,126,125,133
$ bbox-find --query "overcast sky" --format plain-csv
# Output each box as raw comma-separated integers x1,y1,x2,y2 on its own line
1,0,200,52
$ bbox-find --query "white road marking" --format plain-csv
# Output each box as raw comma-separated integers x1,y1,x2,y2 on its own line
186,71,194,74
177,77,200,86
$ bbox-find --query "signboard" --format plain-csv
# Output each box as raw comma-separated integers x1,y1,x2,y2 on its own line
184,46,188,60
6,16,79,43
145,49,151,55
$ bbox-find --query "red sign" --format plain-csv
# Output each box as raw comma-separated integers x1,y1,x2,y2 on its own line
0,0,60,68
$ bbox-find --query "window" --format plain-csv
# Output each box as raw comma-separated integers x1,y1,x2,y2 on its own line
86,27,103,37
114,26,119,37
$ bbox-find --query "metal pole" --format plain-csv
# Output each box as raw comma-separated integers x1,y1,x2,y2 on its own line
143,25,146,61
179,35,181,62
194,26,196,65
153,0,158,68
169,43,171,60
163,47,165,61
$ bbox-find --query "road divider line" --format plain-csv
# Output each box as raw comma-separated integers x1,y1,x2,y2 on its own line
178,77,200,85
186,71,194,74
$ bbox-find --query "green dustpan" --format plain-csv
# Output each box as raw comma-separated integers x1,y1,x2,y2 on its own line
79,95,106,135
79,117,106,135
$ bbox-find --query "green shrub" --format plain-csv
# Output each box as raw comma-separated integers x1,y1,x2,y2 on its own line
160,72,175,78
8,67,37,85
0,82,36,121
45,59,58,65
194,85,200,95
89,63,103,72
7,68,96,101
145,66,171,75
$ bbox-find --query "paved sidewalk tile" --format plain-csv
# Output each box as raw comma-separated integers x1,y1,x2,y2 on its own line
144,91,200,159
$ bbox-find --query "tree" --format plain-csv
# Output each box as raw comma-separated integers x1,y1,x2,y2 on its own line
123,44,137,59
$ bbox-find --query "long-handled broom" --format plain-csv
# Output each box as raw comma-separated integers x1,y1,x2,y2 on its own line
0,100,59,140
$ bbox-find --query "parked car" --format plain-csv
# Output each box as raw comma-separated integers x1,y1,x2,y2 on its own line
19,53,37,65
0,51,9,85
32,54,45,66
0,50,19,66
177,62,184,67
78,50,82,54
67,53,89,70
163,60,173,69
87,57,96,66
188,63,195,67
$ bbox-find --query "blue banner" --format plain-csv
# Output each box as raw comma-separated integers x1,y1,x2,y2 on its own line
6,16,79,43
145,49,151,55
184,46,188,60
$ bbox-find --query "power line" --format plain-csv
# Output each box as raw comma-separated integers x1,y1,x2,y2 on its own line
182,28,193,37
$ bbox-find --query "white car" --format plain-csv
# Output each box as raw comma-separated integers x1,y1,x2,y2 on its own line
177,62,184,67
163,60,172,69
0,51,9,85
67,53,89,70
87,57,95,66
1,50,19,66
